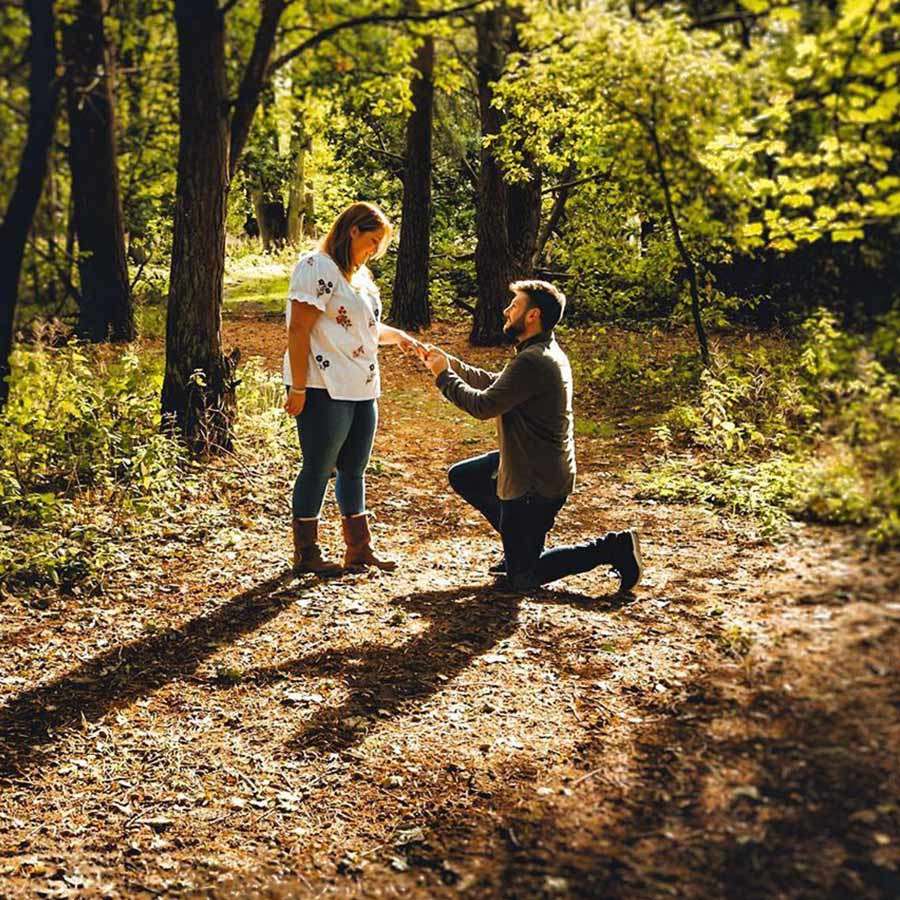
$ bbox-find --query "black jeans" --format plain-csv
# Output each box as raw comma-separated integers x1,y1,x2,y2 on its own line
448,452,605,589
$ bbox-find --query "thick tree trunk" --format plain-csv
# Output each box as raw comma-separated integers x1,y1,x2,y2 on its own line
161,0,237,452
504,8,541,281
0,0,59,409
390,34,435,331
470,7,514,346
507,155,542,278
63,0,134,343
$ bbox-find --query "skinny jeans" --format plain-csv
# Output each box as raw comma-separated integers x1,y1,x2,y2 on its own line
448,451,604,589
291,387,377,518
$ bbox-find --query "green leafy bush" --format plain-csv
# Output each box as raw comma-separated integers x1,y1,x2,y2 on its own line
639,310,900,546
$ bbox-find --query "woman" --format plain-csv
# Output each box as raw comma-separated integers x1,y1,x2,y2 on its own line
283,201,420,575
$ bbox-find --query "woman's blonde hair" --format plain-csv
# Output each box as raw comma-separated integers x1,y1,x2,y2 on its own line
320,202,393,276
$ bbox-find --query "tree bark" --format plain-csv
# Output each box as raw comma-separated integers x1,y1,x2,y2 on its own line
504,7,541,280
470,6,514,346
390,34,435,331
161,0,237,452
62,0,134,343
507,155,542,278
0,0,59,409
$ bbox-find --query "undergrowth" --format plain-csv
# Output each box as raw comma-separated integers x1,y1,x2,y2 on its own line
0,332,291,597
635,310,900,546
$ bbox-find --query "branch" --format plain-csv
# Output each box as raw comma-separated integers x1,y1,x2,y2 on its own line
229,0,286,180
541,171,606,195
452,296,476,314
269,0,488,74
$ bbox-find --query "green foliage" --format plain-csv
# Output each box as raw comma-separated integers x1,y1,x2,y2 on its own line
639,311,900,545
0,339,291,594
723,0,900,251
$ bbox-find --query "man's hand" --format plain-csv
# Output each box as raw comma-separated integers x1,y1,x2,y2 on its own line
424,345,450,377
284,388,306,417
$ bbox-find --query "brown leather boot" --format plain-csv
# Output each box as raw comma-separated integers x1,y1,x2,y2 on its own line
341,514,397,572
292,518,343,576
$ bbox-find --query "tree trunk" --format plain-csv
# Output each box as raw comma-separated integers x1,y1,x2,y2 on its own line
161,0,237,453
390,34,435,331
648,121,709,365
62,0,134,343
507,154,542,278
252,190,287,252
0,0,59,409
285,118,311,246
228,0,285,181
504,7,541,280
470,7,514,346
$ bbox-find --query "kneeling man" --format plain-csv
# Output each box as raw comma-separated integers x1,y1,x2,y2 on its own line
422,280,642,593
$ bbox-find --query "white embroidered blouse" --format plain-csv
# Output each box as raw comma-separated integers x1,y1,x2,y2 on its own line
283,250,382,401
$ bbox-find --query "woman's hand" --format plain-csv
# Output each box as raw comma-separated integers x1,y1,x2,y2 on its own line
398,334,427,361
379,323,426,359
284,388,306,417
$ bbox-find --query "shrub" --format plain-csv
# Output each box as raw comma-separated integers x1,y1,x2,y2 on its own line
639,310,900,547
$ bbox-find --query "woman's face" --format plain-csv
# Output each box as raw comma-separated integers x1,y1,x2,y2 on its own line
349,226,385,269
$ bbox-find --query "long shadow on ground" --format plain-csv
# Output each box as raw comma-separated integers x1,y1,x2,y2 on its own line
235,583,632,756
388,621,900,899
0,572,297,779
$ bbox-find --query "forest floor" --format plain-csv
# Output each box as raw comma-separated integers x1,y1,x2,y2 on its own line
1,300,899,899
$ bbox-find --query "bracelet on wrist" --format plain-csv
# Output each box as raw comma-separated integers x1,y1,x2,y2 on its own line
290,387,306,395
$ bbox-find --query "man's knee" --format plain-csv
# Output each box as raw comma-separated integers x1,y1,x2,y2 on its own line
447,461,465,495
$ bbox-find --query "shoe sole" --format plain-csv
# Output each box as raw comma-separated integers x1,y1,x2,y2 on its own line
620,529,643,592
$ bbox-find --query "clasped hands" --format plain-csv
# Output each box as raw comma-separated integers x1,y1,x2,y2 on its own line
400,336,449,376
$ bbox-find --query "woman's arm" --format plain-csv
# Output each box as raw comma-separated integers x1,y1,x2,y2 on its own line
284,301,321,416
378,323,425,357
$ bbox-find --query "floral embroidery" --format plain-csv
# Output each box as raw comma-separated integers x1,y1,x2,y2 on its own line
336,305,352,329
315,354,331,371
365,363,376,385
316,278,333,299
352,345,366,359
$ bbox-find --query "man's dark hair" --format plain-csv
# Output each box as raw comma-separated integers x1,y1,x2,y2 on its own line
510,279,567,331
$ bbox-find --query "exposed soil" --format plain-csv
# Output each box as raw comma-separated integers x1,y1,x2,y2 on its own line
1,314,898,899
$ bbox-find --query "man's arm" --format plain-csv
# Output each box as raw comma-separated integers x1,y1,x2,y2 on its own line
446,355,501,390
435,352,537,420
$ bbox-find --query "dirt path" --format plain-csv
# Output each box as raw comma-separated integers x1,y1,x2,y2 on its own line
1,317,898,899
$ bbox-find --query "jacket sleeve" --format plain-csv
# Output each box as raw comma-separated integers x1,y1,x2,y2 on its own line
436,353,537,420
446,355,501,390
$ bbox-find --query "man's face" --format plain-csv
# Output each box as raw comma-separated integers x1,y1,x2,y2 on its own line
502,291,534,342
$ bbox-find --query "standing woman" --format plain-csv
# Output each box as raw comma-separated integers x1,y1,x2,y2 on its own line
283,202,420,575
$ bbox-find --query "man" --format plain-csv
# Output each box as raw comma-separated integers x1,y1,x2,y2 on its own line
421,280,642,593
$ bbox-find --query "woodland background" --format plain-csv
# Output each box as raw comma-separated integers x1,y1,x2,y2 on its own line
0,1,898,896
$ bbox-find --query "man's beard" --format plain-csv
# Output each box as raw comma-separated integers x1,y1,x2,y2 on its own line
502,312,527,344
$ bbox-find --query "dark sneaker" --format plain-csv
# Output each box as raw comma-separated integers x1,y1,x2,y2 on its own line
612,530,642,592
488,557,507,576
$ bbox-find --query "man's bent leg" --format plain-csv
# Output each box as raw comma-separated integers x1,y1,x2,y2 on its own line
448,451,502,532
499,495,563,590
531,531,643,592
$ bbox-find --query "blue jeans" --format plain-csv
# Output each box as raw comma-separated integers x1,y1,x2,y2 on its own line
448,452,606,589
291,388,377,518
